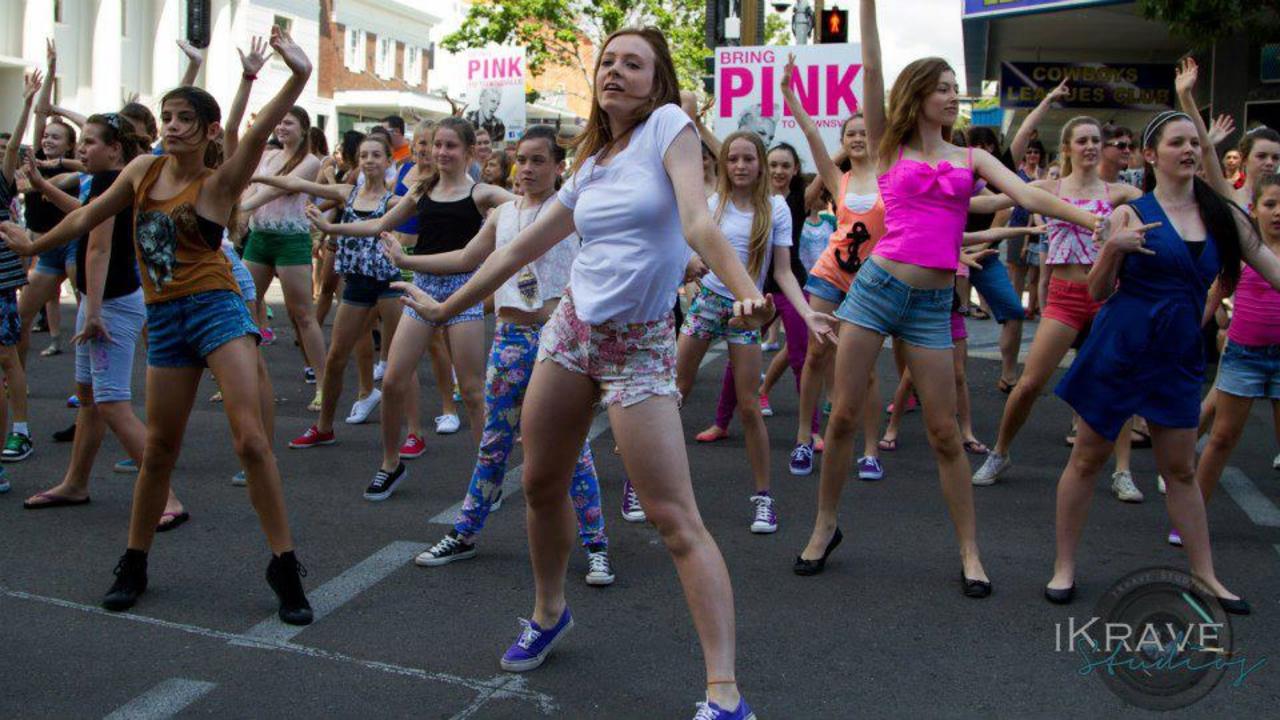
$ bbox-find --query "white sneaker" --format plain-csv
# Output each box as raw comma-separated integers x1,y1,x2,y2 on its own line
750,493,778,534
373,360,386,383
1273,453,1280,470
1111,470,1144,503
1157,474,1167,495
585,550,615,586
435,414,461,435
346,389,382,424
972,453,1011,486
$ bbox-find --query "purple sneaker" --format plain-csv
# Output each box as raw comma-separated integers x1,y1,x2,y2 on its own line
789,443,814,476
693,698,756,720
750,493,777,534
621,478,646,523
500,607,574,672
857,456,884,481
1167,528,1183,547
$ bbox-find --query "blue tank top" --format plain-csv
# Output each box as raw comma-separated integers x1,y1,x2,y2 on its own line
393,163,419,235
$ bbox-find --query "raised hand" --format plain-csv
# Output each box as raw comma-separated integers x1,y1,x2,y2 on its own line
392,281,443,322
238,36,272,77
269,25,311,77
45,38,56,72
23,70,44,103
1208,114,1236,147
378,232,407,267
1175,56,1199,97
781,53,797,96
1045,79,1070,103
177,38,205,64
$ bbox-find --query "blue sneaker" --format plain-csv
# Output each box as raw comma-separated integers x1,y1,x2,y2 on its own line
788,443,813,476
693,698,756,720
113,458,138,474
231,470,247,487
0,466,9,493
500,607,573,672
857,456,884,481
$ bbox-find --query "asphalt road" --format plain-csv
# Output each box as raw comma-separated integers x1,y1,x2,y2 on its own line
2,300,1278,719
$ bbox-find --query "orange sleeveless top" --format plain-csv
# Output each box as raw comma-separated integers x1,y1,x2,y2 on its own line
810,172,886,293
133,157,238,304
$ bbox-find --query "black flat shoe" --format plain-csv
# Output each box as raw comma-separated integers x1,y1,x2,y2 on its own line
1217,595,1251,616
793,527,843,576
1044,584,1075,605
961,572,992,598
52,424,76,443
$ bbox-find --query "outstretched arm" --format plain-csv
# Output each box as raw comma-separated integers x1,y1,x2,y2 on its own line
1175,56,1232,199
381,210,498,274
975,151,1099,230
1238,209,1280,290
859,0,885,149
0,156,149,254
32,40,57,155
3,71,42,185
963,223,1048,247
224,36,271,159
208,27,311,211
781,54,842,196
248,172,346,204
308,190,417,236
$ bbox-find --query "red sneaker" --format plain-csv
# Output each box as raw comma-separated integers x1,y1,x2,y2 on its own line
288,425,335,449
399,433,427,459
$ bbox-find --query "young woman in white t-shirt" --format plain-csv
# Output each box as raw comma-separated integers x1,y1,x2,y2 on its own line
381,126,614,585
395,26,771,720
675,130,835,535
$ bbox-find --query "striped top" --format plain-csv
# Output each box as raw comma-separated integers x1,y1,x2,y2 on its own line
0,179,28,291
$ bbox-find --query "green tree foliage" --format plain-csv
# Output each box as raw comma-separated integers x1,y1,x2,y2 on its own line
1138,0,1280,44
442,0,710,98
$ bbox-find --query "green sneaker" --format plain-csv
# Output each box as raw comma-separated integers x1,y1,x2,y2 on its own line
2,432,33,462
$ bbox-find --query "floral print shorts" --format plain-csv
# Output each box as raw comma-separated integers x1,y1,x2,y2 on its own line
679,284,762,346
537,292,679,408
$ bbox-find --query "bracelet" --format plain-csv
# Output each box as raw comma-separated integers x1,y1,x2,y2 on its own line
243,73,257,81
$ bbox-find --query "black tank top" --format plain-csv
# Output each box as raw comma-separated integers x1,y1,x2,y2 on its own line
25,162,68,233
414,183,484,256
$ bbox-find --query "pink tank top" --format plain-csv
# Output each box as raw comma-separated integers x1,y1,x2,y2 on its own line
1228,265,1280,346
1044,182,1112,266
874,147,976,271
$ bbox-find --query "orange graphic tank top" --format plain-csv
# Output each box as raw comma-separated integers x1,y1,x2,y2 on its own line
810,171,886,293
133,157,238,304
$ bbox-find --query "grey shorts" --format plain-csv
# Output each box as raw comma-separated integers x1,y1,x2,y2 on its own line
74,288,145,403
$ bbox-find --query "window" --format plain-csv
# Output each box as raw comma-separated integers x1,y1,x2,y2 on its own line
53,0,63,23
376,36,395,79
273,15,292,34
121,0,128,36
344,27,366,72
404,46,421,84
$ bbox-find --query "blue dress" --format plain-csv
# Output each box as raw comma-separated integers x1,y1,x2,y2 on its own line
1055,194,1220,441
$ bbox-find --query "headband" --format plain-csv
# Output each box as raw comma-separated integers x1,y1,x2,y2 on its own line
1142,111,1191,149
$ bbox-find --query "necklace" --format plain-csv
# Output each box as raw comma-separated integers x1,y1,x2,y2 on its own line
514,194,550,307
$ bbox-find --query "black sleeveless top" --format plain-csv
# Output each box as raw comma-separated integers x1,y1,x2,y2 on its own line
414,183,484,256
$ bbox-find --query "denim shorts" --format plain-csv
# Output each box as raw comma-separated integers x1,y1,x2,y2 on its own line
341,273,401,308
0,288,19,346
404,271,484,327
222,243,257,301
35,242,77,276
834,259,953,349
74,289,144,402
968,254,1025,324
804,273,847,306
146,289,261,368
1215,340,1280,399
680,285,761,345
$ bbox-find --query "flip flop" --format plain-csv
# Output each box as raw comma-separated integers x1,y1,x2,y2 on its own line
1064,434,1076,447
877,437,898,452
24,492,91,509
963,439,990,456
156,511,190,533
1129,429,1152,449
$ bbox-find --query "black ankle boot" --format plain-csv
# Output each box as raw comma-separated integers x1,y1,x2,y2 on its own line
102,549,148,611
266,551,313,626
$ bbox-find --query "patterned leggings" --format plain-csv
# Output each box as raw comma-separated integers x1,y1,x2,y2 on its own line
453,322,607,548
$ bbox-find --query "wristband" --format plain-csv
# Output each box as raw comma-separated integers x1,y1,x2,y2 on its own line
243,73,257,81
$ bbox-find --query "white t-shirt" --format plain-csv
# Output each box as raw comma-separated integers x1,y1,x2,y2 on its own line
701,194,793,299
555,103,694,324
492,199,580,313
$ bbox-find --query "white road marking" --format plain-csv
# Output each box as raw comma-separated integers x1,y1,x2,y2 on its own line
1,586,557,715
1220,467,1280,527
241,541,429,643
103,678,217,720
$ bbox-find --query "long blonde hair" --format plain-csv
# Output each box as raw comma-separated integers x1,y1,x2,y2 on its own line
713,131,774,279
878,57,954,171
565,27,682,177
1058,116,1101,178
